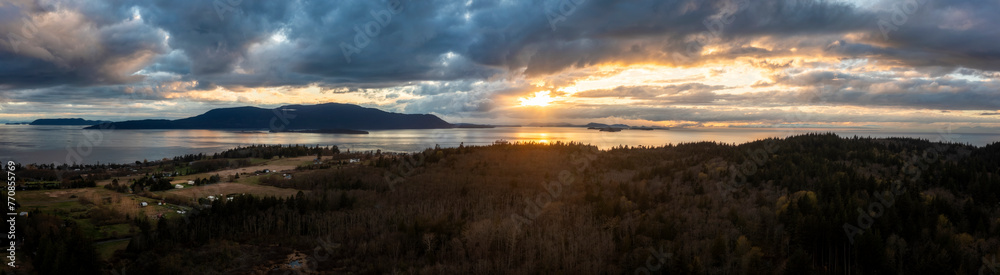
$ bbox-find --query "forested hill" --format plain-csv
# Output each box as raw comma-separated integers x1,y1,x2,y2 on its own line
83,103,452,130
27,133,1000,274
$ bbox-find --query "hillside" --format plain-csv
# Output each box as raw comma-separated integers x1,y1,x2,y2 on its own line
18,134,1000,274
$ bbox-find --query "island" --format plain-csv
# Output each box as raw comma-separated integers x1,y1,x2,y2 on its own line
30,118,111,126
85,103,453,130
453,123,496,129
584,122,668,131
269,129,369,134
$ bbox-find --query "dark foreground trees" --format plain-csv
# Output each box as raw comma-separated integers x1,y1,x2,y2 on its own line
71,135,1000,273
22,212,101,275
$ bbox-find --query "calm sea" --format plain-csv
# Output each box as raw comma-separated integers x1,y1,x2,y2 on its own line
0,125,997,165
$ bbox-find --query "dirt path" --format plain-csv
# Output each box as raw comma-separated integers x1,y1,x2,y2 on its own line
194,156,315,178
94,237,132,245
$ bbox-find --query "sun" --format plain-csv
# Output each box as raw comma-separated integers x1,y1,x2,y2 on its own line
518,91,555,107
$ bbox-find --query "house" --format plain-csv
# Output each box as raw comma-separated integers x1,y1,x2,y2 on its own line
187,180,195,185
349,158,360,163
288,260,302,269
207,195,216,201
283,174,292,180
17,212,27,217
140,202,148,207
175,184,185,189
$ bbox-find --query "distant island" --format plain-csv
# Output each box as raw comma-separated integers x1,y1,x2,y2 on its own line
270,129,369,134
30,118,111,126
84,103,453,130
584,122,631,129
526,122,577,127
453,123,496,129
587,123,669,131
525,122,668,130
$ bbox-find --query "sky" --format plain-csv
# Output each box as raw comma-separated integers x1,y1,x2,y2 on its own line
0,0,998,130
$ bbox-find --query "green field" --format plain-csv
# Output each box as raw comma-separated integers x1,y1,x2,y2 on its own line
95,239,131,261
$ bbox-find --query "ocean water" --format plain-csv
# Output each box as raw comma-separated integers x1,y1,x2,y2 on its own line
0,125,996,165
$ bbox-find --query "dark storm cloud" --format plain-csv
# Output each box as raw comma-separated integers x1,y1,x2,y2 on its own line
863,0,1000,72
2,0,1000,123
287,0,491,80
0,51,88,88
489,0,880,74
401,81,532,115
762,70,1000,110
402,91,497,115
3,0,998,87
3,83,175,105
144,50,191,75
578,68,1000,111
1,0,876,90
134,1,271,74
0,0,169,88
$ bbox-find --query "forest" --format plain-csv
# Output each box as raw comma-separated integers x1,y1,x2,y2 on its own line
18,133,1000,274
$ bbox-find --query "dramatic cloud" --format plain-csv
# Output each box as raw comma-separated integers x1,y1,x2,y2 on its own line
0,0,998,128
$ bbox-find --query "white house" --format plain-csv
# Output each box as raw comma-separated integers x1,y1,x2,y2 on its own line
140,202,148,207
175,184,185,189
349,158,360,163
187,180,195,185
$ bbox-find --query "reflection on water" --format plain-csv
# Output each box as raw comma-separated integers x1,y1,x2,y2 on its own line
0,125,996,165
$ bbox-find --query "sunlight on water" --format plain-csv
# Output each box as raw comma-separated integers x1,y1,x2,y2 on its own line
0,125,996,165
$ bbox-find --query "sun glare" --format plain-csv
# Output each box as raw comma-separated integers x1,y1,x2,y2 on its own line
518,91,555,107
